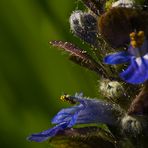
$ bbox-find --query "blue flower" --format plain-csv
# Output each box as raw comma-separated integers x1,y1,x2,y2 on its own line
104,31,148,84
27,93,123,142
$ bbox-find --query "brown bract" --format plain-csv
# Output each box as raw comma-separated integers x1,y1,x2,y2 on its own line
128,82,148,115
98,7,148,48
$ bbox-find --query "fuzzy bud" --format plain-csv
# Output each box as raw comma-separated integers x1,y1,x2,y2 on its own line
99,79,125,100
69,10,99,47
121,115,142,136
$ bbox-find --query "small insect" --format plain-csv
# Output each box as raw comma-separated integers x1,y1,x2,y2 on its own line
60,94,77,104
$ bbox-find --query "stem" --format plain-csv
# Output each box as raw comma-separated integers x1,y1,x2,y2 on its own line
128,81,148,115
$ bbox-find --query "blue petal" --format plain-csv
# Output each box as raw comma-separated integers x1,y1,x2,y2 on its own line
120,54,148,84
104,51,131,64
75,99,122,126
52,96,123,126
52,105,83,126
27,122,68,142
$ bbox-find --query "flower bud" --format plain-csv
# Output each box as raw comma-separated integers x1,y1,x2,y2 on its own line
99,79,125,100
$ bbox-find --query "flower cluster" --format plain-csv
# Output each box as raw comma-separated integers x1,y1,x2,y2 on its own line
27,0,148,147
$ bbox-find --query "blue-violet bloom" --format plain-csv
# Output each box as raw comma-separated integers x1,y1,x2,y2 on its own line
27,93,123,142
104,31,148,84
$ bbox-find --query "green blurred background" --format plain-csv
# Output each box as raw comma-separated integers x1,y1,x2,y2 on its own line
0,0,99,147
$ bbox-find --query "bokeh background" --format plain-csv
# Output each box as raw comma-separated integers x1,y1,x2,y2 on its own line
0,0,99,147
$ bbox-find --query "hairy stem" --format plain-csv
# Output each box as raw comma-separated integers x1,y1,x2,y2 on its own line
128,82,148,115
